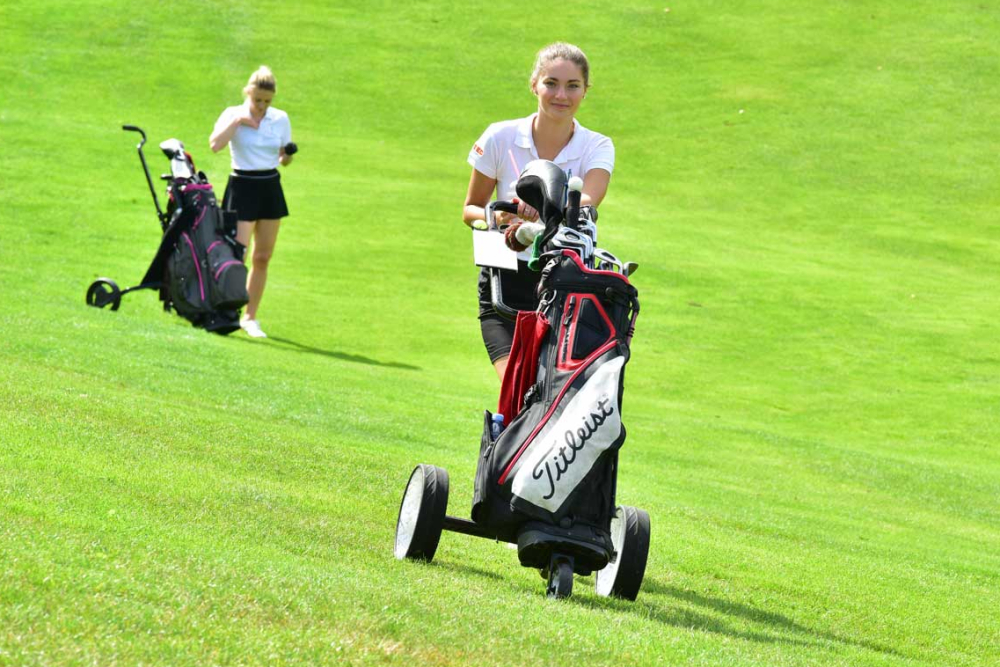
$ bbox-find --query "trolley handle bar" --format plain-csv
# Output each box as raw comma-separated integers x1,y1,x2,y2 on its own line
122,124,167,227
483,199,529,321
487,200,519,230
493,201,519,213
485,199,549,236
122,125,146,144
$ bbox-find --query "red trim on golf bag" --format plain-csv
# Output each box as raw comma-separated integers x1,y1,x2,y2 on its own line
555,293,616,373
496,338,619,485
559,249,634,283
498,311,550,422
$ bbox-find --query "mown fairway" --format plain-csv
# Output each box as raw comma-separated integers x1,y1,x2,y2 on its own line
2,1,999,664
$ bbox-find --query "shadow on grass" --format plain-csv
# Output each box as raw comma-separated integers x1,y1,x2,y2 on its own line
597,578,905,658
434,560,507,582
429,561,902,656
569,589,817,648
236,334,421,370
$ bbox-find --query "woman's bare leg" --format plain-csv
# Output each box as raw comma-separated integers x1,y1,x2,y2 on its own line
236,220,255,249
493,355,508,381
244,218,281,321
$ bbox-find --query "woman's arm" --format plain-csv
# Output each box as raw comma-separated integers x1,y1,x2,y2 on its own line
209,111,258,153
463,168,540,227
580,168,611,208
278,118,293,166
462,168,498,227
209,115,241,153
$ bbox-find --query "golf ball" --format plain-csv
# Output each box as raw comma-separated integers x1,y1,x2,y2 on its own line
568,176,584,191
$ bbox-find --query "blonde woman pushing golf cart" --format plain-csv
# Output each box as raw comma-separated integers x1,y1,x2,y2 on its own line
463,42,614,380
210,65,297,339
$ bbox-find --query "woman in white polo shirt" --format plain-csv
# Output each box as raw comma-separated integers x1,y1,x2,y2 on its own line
462,42,615,380
210,65,295,339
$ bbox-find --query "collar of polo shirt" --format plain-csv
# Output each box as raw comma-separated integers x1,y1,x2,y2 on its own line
515,113,584,163
243,100,273,122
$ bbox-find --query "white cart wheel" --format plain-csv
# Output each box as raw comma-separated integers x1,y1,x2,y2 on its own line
595,505,650,600
394,464,449,562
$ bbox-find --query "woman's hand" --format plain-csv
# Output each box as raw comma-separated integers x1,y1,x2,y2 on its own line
238,112,260,129
497,200,539,226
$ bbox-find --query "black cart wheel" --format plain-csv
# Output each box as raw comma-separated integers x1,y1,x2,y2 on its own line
595,505,650,600
394,464,449,562
546,554,575,599
86,278,122,311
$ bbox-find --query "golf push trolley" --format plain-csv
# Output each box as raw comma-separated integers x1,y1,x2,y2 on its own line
394,160,650,600
86,125,248,334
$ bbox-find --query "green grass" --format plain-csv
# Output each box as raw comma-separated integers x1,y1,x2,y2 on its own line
2,0,1000,664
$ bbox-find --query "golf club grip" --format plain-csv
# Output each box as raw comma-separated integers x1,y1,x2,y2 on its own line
566,189,582,230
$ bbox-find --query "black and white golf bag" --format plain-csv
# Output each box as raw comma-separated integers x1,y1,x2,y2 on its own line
472,247,639,571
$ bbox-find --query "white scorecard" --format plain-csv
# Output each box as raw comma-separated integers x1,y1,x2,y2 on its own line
472,229,518,271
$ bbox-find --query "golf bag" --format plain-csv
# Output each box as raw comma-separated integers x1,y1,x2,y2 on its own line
161,178,248,331
472,249,639,570
394,159,648,600
469,160,641,573
86,126,248,334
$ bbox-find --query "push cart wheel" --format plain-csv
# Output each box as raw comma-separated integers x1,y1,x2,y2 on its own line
595,505,650,601
86,278,122,311
394,464,449,562
546,555,574,599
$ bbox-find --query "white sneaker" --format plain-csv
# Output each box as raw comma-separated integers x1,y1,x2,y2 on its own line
240,319,267,338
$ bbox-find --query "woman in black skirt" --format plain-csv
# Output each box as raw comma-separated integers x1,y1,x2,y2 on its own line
462,43,614,380
210,65,295,339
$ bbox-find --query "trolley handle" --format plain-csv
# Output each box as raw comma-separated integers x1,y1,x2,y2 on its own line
484,200,520,231
122,125,146,145
122,124,167,226
483,199,538,321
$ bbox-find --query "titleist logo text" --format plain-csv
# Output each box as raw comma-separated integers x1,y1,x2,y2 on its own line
532,398,615,500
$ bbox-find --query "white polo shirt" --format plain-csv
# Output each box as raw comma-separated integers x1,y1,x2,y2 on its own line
467,113,614,205
213,102,291,171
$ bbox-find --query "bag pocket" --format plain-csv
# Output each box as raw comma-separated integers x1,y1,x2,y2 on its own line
471,410,496,523
205,240,249,310
168,232,208,317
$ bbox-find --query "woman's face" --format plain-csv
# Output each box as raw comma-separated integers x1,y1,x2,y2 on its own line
532,58,586,119
248,87,275,117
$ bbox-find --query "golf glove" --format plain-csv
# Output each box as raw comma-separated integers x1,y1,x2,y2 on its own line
504,223,530,252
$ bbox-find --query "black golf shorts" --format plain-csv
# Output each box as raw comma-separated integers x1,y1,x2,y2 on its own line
223,169,289,221
479,313,516,363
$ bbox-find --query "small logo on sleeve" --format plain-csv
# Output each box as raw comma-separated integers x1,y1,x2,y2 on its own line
473,143,484,156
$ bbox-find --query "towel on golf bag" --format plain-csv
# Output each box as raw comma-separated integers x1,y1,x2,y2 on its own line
473,251,639,534
497,311,550,421
157,183,248,324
